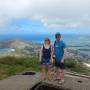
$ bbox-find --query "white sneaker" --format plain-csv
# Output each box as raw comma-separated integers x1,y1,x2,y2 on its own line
58,79,64,84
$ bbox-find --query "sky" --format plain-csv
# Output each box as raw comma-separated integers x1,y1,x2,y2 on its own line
0,0,90,35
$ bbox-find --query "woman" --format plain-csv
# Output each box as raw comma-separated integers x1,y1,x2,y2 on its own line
39,38,53,80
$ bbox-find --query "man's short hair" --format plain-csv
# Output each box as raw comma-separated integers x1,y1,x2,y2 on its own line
55,32,61,38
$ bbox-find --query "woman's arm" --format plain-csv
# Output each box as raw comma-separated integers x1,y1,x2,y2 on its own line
50,45,54,63
39,46,43,62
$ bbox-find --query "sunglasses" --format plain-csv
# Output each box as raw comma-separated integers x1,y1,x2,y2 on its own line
45,40,49,41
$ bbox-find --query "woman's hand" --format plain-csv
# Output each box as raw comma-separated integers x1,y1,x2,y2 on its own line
39,58,42,63
50,58,54,64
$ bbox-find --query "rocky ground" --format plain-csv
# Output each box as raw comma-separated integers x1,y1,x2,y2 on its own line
0,71,90,90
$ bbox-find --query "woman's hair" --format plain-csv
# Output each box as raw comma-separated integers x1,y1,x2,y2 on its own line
55,32,61,38
44,38,51,44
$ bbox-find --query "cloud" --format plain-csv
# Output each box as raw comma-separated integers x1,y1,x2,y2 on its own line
41,18,81,28
0,0,90,29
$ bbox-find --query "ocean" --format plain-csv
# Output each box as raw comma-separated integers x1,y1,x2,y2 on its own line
0,34,90,56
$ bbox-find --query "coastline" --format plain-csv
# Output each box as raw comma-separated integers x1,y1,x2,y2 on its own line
0,39,90,66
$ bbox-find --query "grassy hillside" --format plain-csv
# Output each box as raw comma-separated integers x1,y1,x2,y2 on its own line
0,56,40,80
0,56,90,80
65,58,90,75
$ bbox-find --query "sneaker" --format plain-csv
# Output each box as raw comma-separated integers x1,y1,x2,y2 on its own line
58,79,64,84
54,78,61,81
47,77,52,81
61,79,64,83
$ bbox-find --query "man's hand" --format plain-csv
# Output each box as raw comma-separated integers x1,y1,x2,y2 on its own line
61,59,64,63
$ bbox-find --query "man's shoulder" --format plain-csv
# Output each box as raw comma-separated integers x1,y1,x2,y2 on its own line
54,40,66,44
60,40,65,44
61,39,66,43
54,40,65,44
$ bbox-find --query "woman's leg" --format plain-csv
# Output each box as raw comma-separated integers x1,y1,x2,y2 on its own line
41,65,46,80
47,65,51,80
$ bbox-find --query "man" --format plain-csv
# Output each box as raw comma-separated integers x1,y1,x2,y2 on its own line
54,32,67,84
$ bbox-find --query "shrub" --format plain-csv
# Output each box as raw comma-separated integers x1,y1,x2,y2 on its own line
65,58,90,74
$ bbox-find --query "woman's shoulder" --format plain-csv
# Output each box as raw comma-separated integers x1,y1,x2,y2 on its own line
40,45,44,49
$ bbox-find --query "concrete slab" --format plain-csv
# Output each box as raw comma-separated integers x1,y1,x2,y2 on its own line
42,75,90,90
0,72,41,90
0,71,90,90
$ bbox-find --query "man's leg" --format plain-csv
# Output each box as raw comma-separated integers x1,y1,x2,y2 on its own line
58,69,64,84
58,63,65,83
60,68,64,80
56,67,61,80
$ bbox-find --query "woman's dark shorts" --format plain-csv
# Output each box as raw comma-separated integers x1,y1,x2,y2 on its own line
41,58,51,65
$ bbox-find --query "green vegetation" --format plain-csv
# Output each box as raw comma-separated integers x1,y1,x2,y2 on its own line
65,58,90,75
0,56,40,80
0,56,90,80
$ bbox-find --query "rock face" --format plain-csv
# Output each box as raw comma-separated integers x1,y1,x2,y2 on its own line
0,39,40,56
10,39,30,49
0,39,30,49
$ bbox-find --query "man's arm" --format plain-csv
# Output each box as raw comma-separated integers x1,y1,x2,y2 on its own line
61,48,67,63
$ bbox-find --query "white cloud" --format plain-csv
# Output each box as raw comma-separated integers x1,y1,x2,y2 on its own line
0,0,90,29
45,23,81,28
